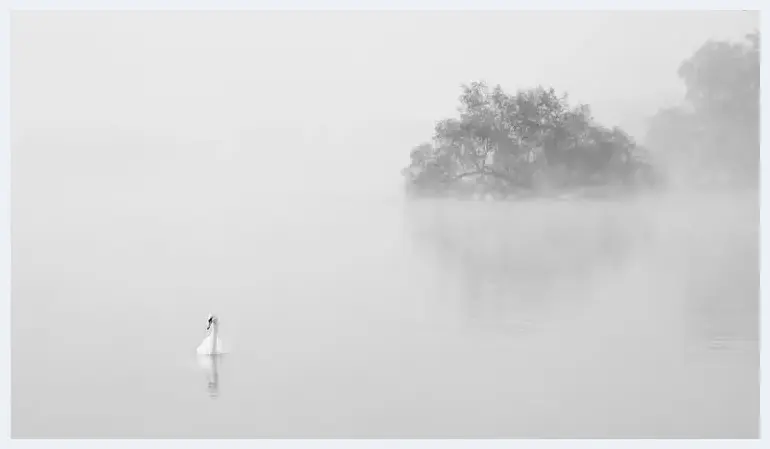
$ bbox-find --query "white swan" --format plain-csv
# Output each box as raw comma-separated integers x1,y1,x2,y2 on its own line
197,314,227,355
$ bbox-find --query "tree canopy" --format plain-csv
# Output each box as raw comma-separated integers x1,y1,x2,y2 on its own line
403,30,760,198
401,81,655,198
646,31,759,188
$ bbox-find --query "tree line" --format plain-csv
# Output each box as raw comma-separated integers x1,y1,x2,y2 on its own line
402,31,759,197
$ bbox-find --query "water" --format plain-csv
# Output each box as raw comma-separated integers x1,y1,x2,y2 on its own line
12,180,758,437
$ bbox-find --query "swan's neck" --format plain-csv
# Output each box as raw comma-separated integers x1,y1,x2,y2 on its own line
210,322,218,353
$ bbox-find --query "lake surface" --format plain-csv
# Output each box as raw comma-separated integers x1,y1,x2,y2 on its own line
12,182,759,438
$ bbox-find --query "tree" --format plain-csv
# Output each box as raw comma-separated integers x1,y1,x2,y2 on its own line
403,81,651,197
678,31,759,125
646,31,759,188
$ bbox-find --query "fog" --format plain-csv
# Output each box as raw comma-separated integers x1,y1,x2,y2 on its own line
11,11,759,438
12,11,758,194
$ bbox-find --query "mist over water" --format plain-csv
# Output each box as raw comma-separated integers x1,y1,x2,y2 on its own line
12,135,758,437
11,10,759,439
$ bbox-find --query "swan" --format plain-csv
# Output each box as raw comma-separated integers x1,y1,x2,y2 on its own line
197,314,227,355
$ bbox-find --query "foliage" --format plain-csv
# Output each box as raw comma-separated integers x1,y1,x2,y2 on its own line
646,31,759,188
402,81,654,197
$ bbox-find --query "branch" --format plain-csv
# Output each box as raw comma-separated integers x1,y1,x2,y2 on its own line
452,168,517,183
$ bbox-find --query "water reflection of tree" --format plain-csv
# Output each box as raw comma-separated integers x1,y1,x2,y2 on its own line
405,200,638,333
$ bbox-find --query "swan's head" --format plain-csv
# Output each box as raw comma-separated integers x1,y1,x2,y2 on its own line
206,314,219,331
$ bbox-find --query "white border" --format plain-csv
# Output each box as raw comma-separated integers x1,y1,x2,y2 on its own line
1,1,765,448
2,0,768,11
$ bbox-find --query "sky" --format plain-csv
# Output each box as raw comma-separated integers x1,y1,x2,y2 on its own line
11,11,760,197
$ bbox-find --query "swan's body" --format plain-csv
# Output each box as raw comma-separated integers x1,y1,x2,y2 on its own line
197,333,225,355
197,314,227,355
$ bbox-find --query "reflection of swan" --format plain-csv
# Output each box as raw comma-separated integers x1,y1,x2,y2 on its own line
197,354,220,398
197,314,227,355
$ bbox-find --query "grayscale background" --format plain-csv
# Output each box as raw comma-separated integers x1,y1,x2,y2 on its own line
11,11,759,438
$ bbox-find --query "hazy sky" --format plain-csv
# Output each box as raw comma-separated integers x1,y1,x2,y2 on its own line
12,11,759,197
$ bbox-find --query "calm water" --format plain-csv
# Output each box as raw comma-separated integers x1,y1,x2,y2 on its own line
12,185,759,438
